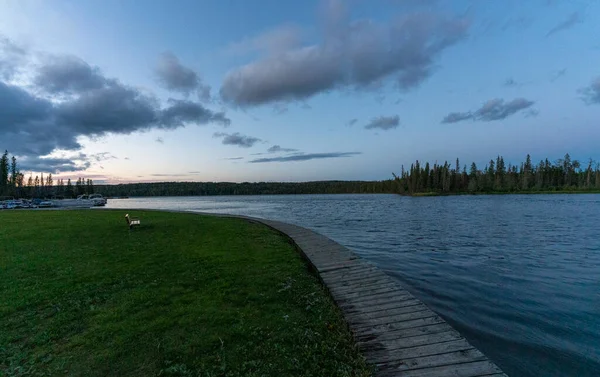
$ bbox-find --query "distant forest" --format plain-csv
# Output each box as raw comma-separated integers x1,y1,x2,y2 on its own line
393,153,600,195
94,180,395,197
2,149,600,198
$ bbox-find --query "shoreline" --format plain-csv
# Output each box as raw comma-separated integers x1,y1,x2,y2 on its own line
404,190,600,197
138,209,508,376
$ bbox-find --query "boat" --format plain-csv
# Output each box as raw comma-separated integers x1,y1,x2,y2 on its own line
77,194,106,207
88,194,107,206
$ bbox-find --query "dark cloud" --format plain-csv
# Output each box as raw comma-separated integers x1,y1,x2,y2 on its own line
35,55,106,94
56,83,159,135
220,4,469,106
441,112,473,123
249,151,361,163
156,52,197,93
19,156,90,173
546,12,581,37
364,115,400,130
159,99,230,128
580,77,600,105
0,36,27,79
213,132,262,148
475,98,535,121
155,52,212,101
442,98,535,123
0,44,231,172
223,157,244,160
267,145,298,153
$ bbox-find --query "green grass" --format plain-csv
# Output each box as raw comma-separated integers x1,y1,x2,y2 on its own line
0,210,371,377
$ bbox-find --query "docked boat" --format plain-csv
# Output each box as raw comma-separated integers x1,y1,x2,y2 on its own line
76,194,107,206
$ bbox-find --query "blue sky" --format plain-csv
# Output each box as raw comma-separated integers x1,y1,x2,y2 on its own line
0,0,599,183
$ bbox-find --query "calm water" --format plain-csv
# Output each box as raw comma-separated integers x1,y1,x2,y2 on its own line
107,194,600,376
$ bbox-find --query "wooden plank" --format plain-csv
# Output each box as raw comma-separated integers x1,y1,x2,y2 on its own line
320,263,375,275
351,309,437,329
379,360,505,377
336,290,414,306
353,316,446,337
359,330,463,353
329,280,400,294
376,349,488,373
356,323,455,344
323,271,390,286
343,299,423,314
364,339,475,364
348,303,429,321
320,264,378,277
333,286,405,300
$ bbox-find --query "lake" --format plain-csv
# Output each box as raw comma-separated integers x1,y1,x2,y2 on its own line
106,194,600,376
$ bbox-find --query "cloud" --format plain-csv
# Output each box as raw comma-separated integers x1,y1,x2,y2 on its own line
223,157,244,160
213,132,262,148
546,12,582,37
442,98,535,123
347,118,358,126
159,99,230,128
267,145,298,153
19,156,90,173
249,151,361,163
441,112,473,123
155,52,212,99
155,137,164,144
225,24,304,56
88,152,117,162
364,115,400,130
0,43,231,172
220,3,469,106
35,55,106,94
579,77,600,105
0,36,27,79
475,98,535,121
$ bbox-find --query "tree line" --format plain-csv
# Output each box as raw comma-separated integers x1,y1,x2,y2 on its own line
393,153,600,195
94,180,396,197
0,151,94,199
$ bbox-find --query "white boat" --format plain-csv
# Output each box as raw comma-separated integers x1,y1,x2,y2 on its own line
76,194,107,206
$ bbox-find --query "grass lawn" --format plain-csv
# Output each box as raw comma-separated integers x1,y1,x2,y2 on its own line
0,210,371,377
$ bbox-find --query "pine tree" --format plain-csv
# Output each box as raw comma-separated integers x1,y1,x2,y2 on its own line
10,155,17,196
0,150,8,196
522,154,532,190
66,179,74,198
468,163,478,192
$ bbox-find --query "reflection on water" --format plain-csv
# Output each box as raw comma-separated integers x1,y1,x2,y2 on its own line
107,194,600,377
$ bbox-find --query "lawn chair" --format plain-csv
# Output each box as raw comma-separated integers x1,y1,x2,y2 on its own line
125,214,141,230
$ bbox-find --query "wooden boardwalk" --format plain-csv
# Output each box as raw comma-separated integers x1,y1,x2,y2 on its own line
241,216,508,377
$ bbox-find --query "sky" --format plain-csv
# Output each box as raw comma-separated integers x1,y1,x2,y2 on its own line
1,0,599,183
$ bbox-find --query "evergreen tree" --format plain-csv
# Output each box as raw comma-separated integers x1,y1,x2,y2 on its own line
66,179,74,198
0,150,8,196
